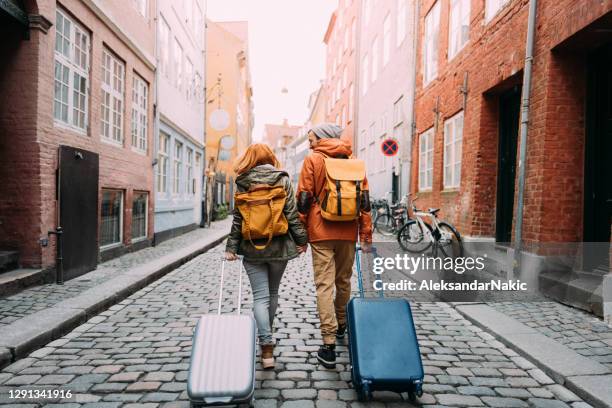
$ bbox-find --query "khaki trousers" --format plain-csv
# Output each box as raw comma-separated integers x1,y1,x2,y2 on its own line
311,240,356,345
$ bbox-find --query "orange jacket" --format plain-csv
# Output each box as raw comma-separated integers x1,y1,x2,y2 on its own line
296,138,373,243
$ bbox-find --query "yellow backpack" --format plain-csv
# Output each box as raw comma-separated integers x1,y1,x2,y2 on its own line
318,156,366,221
234,184,289,250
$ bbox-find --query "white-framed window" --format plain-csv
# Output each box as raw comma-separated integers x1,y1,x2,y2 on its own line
131,74,148,152
350,18,356,51
443,111,464,189
361,54,369,95
101,48,125,144
485,0,510,22
348,83,354,122
383,13,391,66
396,0,406,46
173,38,183,90
157,132,169,193
393,96,404,125
131,192,148,241
173,141,183,194
371,36,379,83
185,57,193,101
423,1,440,85
100,190,123,248
133,0,147,17
54,8,89,132
186,147,194,194
448,0,470,59
419,128,434,191
159,15,171,78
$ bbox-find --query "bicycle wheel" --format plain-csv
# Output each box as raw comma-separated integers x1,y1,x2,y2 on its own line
375,214,396,236
437,222,464,258
398,220,432,253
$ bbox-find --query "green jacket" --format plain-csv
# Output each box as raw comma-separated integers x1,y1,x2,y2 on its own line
225,164,308,262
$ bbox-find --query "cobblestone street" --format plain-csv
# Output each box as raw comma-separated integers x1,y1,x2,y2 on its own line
0,242,595,408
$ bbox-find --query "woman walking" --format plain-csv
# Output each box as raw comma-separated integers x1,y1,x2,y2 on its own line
225,144,308,369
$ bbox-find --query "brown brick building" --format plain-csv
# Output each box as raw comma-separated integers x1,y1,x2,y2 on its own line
0,0,156,280
411,0,611,313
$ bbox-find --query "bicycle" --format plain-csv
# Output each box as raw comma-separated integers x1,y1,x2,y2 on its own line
375,194,410,237
397,195,463,258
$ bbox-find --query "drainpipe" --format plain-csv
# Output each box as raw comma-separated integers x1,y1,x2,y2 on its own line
152,0,160,243
513,0,538,276
200,0,208,227
353,0,362,153
406,0,420,197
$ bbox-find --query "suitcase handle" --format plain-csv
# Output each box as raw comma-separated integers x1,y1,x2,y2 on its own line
355,236,383,299
218,258,244,315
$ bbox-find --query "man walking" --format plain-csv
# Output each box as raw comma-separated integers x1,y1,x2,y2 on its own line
297,123,372,368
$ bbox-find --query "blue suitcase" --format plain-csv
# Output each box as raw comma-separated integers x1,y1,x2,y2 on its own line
346,244,424,402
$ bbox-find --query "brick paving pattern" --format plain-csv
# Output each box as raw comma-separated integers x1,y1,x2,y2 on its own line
0,242,591,407
0,221,229,327
490,302,612,370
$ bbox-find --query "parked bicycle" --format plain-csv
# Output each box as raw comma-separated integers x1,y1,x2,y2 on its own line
397,195,463,258
375,194,410,237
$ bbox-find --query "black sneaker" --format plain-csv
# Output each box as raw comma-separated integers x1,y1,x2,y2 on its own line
317,344,336,369
336,324,347,340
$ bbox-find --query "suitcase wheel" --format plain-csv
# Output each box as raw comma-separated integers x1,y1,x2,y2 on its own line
357,381,372,402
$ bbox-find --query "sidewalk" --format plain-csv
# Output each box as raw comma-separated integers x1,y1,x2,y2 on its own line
0,218,232,370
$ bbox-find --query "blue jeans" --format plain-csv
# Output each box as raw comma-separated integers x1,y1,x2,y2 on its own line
243,260,288,345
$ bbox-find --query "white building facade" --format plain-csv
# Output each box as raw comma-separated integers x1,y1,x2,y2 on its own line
154,0,206,242
356,0,416,201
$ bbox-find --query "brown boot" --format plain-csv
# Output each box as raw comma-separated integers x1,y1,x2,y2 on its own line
261,344,275,369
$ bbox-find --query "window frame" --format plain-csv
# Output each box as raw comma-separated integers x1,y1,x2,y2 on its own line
186,147,194,195
54,8,90,133
157,132,169,193
383,13,391,66
443,111,464,189
371,36,379,83
419,128,434,191
361,54,369,95
101,48,125,145
485,0,510,22
131,192,148,242
173,140,183,195
100,189,124,249
448,0,470,60
131,74,148,153
423,1,441,86
396,0,407,47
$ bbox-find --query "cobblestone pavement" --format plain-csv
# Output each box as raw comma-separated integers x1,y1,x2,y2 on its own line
0,242,591,408
490,302,612,370
0,220,230,327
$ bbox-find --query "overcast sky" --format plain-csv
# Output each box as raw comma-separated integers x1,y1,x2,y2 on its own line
207,0,337,141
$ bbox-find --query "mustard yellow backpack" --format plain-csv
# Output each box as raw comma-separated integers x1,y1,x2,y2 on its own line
234,184,288,250
318,155,366,221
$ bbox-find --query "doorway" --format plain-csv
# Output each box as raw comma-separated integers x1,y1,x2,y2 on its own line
58,145,99,280
584,44,612,271
495,86,521,243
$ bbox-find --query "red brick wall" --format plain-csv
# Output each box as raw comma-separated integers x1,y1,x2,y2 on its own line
411,0,611,245
0,0,156,269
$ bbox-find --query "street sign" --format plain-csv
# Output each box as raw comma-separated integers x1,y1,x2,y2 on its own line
381,139,399,157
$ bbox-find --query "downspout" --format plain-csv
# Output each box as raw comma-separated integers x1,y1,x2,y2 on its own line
152,0,160,244
353,0,362,152
406,0,420,197
200,0,208,227
512,0,538,276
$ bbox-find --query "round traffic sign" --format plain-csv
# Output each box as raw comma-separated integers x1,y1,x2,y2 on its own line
381,139,399,157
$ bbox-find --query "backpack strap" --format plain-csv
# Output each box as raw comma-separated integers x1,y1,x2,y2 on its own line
243,200,278,250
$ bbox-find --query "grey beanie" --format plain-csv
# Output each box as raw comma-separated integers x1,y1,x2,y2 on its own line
310,123,343,139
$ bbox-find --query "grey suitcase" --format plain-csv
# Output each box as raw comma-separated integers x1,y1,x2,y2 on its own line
187,259,256,407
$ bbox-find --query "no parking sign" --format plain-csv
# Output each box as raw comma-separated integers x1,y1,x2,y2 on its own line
381,139,399,157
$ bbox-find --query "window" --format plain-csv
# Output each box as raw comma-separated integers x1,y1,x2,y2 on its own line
361,54,369,95
443,111,464,188
133,0,147,16
54,9,89,131
371,37,379,83
448,0,470,59
423,2,440,85
350,18,356,51
173,141,183,194
348,83,354,122
131,192,148,240
131,74,148,152
396,0,406,46
101,48,125,144
159,16,171,77
485,0,510,22
157,132,169,193
419,129,434,191
186,147,194,194
173,38,183,89
383,13,391,66
185,57,193,101
100,190,123,248
393,96,404,125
